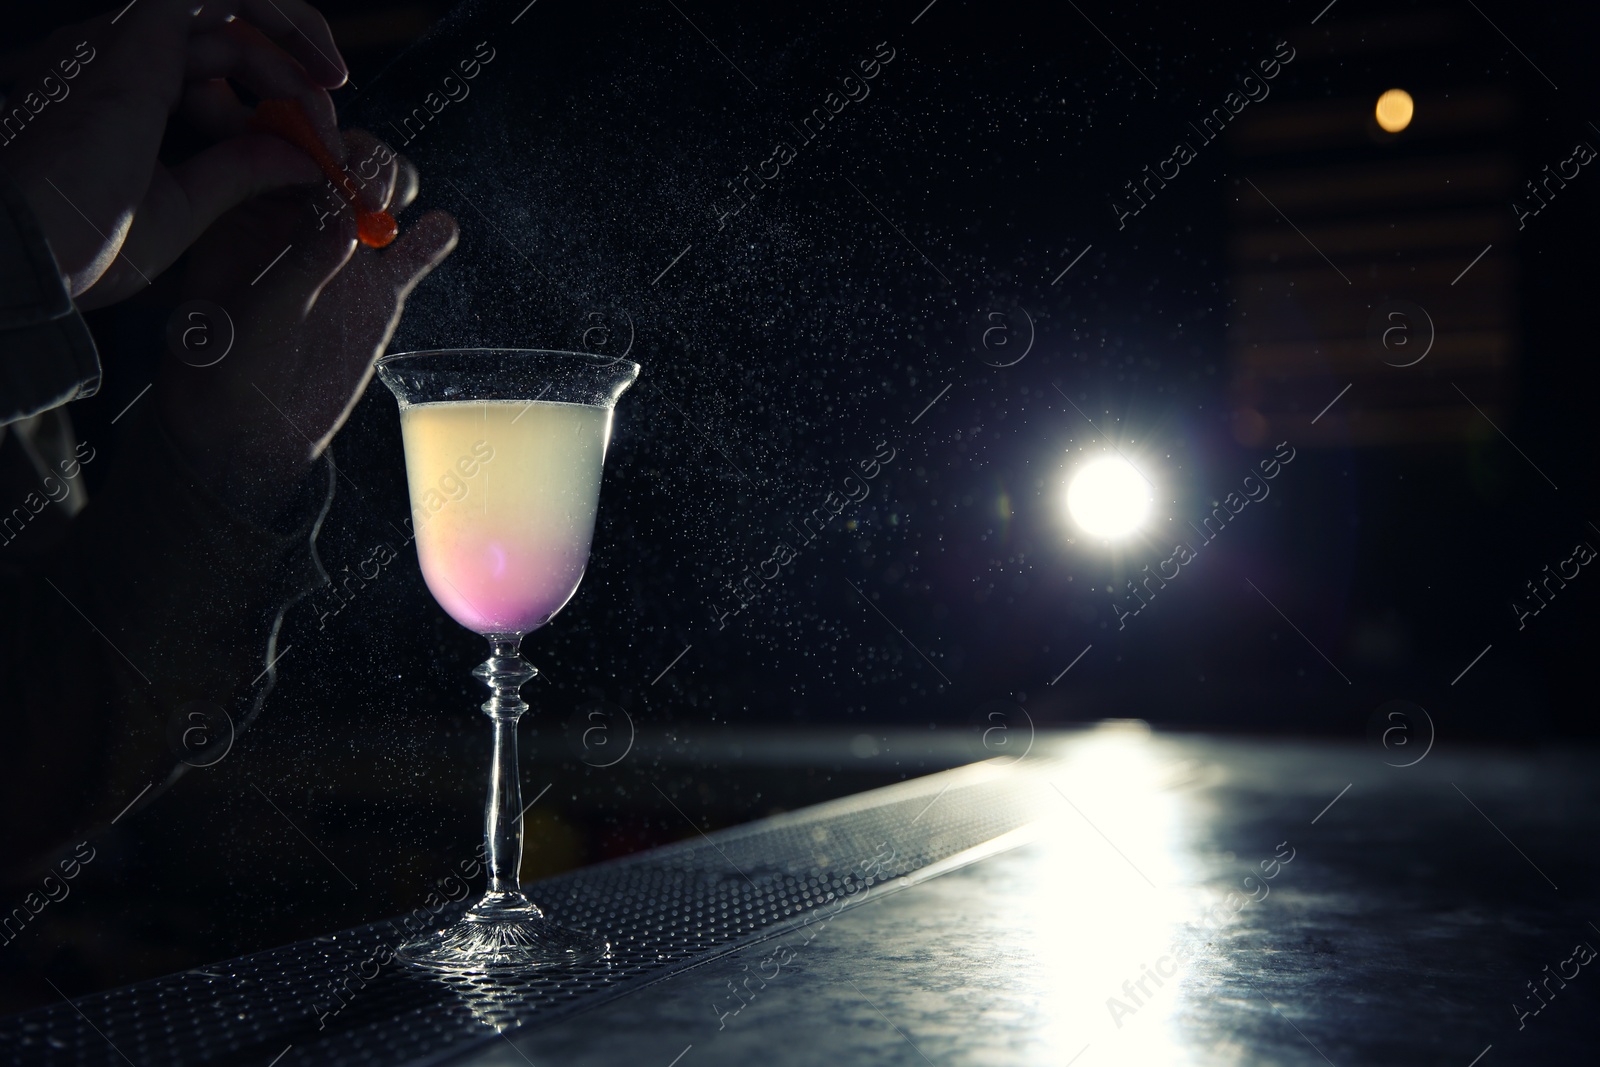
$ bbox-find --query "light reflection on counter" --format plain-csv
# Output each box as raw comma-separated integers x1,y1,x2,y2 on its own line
1025,722,1199,1064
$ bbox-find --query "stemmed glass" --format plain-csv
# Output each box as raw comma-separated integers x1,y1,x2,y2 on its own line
375,349,639,972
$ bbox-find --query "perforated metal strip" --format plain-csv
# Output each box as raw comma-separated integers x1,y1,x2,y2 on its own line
1,761,1045,1066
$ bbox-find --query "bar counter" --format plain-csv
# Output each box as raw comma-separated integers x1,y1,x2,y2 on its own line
4,726,1594,1065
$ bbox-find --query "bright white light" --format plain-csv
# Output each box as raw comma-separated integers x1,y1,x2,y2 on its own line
1066,456,1151,539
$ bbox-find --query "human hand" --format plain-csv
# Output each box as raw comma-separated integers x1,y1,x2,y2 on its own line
0,0,349,308
155,130,457,525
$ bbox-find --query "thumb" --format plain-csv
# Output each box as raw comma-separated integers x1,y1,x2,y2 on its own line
370,210,460,297
312,210,458,332
295,210,456,405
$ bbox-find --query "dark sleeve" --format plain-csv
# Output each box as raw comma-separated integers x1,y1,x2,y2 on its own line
0,162,101,427
0,406,335,876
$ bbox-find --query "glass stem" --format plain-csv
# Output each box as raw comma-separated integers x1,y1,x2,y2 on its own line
472,636,538,915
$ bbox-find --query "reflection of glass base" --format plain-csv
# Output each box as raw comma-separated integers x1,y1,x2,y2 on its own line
397,893,608,974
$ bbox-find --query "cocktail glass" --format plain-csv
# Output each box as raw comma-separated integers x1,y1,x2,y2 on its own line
375,348,639,972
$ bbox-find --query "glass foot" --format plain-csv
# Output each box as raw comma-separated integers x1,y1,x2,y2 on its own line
397,896,608,974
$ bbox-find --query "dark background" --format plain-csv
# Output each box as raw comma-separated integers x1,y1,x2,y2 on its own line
5,0,1598,1012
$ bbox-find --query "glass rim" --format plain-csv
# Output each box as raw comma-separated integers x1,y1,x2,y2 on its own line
376,347,641,376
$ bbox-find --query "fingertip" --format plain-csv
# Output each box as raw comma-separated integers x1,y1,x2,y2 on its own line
384,210,459,289
407,209,461,263
419,209,461,257
393,156,420,212
292,7,350,89
341,129,398,213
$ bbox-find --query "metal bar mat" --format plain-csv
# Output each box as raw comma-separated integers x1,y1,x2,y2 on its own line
1,761,1042,1066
